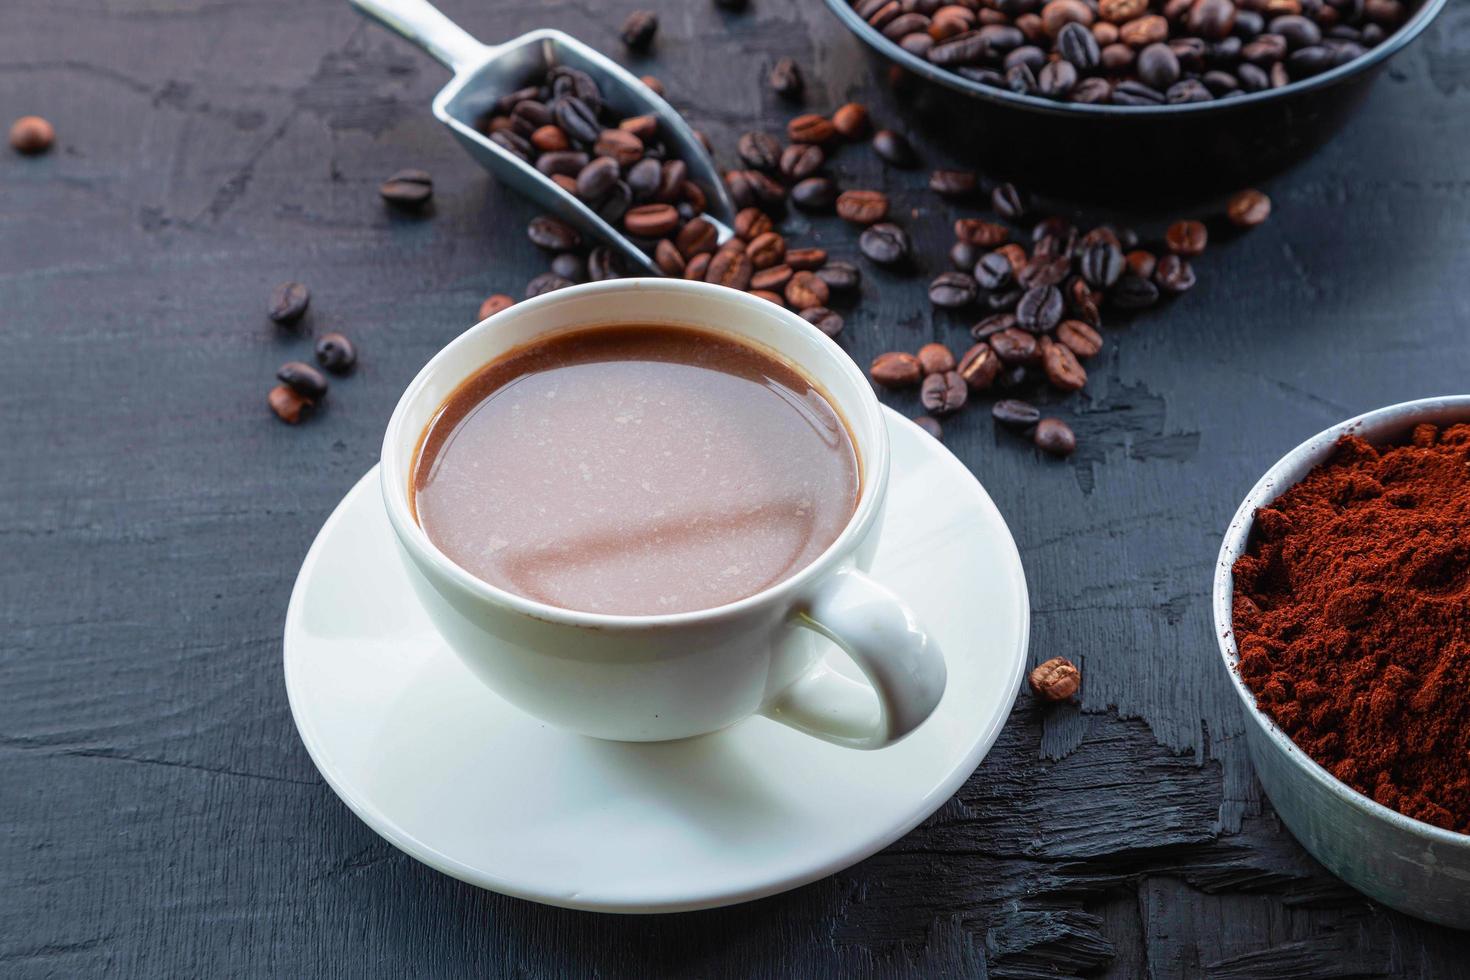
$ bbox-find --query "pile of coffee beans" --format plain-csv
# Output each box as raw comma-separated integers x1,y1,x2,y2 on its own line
265,281,359,424
474,65,717,267
847,0,1410,104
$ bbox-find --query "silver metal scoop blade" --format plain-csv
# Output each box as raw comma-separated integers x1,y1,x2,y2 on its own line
349,0,737,276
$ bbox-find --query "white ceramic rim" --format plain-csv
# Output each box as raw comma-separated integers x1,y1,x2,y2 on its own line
379,278,891,632
1213,394,1470,849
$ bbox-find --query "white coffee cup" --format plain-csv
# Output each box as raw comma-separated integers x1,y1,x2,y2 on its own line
380,279,946,748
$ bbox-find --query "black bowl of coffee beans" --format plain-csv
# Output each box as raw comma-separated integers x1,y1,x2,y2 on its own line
824,0,1446,195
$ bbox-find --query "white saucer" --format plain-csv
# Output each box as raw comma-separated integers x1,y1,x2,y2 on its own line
283,407,1030,913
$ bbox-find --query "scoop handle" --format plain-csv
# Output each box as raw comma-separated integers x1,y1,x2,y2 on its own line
348,0,489,73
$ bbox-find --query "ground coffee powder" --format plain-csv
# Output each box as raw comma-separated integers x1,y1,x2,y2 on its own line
1233,422,1470,835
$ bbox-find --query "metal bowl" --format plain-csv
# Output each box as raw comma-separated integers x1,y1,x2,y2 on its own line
822,0,1449,197
1213,395,1470,929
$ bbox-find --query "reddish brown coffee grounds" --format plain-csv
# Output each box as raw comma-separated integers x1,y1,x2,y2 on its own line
1232,423,1470,835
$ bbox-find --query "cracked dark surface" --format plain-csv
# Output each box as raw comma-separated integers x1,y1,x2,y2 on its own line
3,0,1469,976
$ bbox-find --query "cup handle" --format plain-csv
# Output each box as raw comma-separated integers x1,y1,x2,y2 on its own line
760,568,946,749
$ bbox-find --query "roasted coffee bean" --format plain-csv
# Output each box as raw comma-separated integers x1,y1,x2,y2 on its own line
619,114,658,140
590,246,625,282
1041,337,1087,391
1005,63,1039,95
1074,76,1114,102
990,327,1041,364
669,218,713,259
832,102,871,138
268,384,312,424
951,241,981,272
997,363,1031,389
623,203,680,238
954,219,1009,247
478,294,516,320
788,114,836,144
655,239,686,276
974,251,1014,291
706,248,755,290
770,57,805,98
683,253,712,281
1056,319,1104,357
751,264,794,292
538,150,589,177
1168,78,1215,103
549,66,602,111
1166,218,1208,255
917,343,958,375
928,271,979,308
1020,256,1072,290
313,332,357,374
1137,42,1182,89
734,207,773,240
1189,0,1237,37
1057,20,1102,67
972,312,1018,340
657,159,689,203
871,352,923,387
9,115,54,154
551,252,587,283
379,168,433,207
871,129,917,166
739,169,787,210
786,247,828,270
1039,59,1079,98
738,131,782,172
528,215,581,250
816,261,861,292
597,181,632,225
1153,253,1197,293
746,231,786,268
1034,417,1077,456
859,223,912,265
991,183,1028,221
836,189,889,225
1016,285,1064,333
575,156,621,200
993,398,1042,428
921,371,968,415
525,272,574,297
785,270,829,309
930,169,979,197
277,361,329,399
620,158,659,201
620,9,658,49
1067,280,1102,327
530,125,570,152
1080,241,1125,289
912,416,943,440
268,281,310,325
779,143,825,181
959,343,1003,391
553,97,600,144
791,176,838,210
800,306,845,338
1271,13,1322,46
1111,79,1166,105
595,128,643,166
1110,273,1160,308
1228,188,1272,227
1126,249,1158,278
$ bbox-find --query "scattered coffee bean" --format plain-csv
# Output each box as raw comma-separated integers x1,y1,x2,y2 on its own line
1227,188,1272,227
787,247,828,270
912,415,943,440
871,352,923,387
991,182,1028,220
791,176,838,210
314,333,357,374
277,361,329,399
832,102,870,138
871,129,917,167
1111,273,1160,308
921,370,969,415
525,272,574,297
1034,417,1078,456
929,271,979,309
816,261,861,292
9,115,54,155
1016,285,1064,333
268,384,312,425
955,219,1009,247
800,306,844,337
620,10,658,50
859,223,912,265
268,281,310,325
1041,337,1088,391
1166,219,1208,256
1056,319,1103,357
1154,253,1197,293
959,343,1003,391
379,168,433,207
478,294,516,319
785,270,829,309
738,131,782,171
709,247,756,290
779,142,825,181
623,203,681,238
551,252,587,282
770,57,805,98
917,342,958,375
990,327,1040,365
836,189,889,224
993,398,1043,429
1029,656,1080,700
527,215,581,250
787,113,836,144
1126,249,1158,279
930,169,978,198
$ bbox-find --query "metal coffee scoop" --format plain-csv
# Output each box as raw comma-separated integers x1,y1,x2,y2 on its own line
349,0,737,275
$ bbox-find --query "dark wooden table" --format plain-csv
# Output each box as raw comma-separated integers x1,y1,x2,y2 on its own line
5,0,1469,976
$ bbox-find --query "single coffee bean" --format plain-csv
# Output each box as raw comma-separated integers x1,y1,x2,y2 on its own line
314,332,357,373
1016,285,1064,332
526,272,574,297
1029,656,1081,699
1168,78,1214,103
683,253,712,281
972,312,1018,340
738,131,782,171
594,128,644,166
9,115,55,154
268,281,310,325
912,416,943,440
620,9,658,49
816,261,861,292
746,231,787,268
268,384,312,425
511,100,553,132
625,158,662,201
706,248,755,290
527,215,581,250
871,129,917,167
917,342,957,375
800,306,844,337
1271,13,1322,46
779,142,825,181
1111,79,1165,105
871,352,923,387
1189,0,1237,37
655,239,686,276
951,241,980,272
921,371,968,415
832,102,871,138
1126,249,1158,278
770,57,805,98
1227,188,1272,227
1041,337,1088,391
1034,417,1077,456
1080,241,1125,289
277,360,329,399
379,168,433,207
478,294,516,320
1166,218,1208,256
1074,76,1114,102
1056,319,1103,357
791,177,838,210
619,114,658,140
974,251,1014,291
553,96,600,144
575,156,621,200
1067,278,1102,326
751,264,794,292
929,271,979,308
1005,63,1039,95
836,189,890,225
734,208,772,240
1057,20,1102,67
931,169,979,197
530,125,570,152
993,398,1042,428
990,327,1041,364
785,270,830,309
991,182,1029,221
551,252,587,283
598,181,632,225
1137,42,1182,89
537,150,589,177
955,219,1009,247
859,223,912,265
1153,253,1197,293
787,114,836,144
1110,273,1160,308
958,343,1003,391
623,203,680,238
787,247,829,270
657,159,689,203
673,217,716,258
1038,60,1078,98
